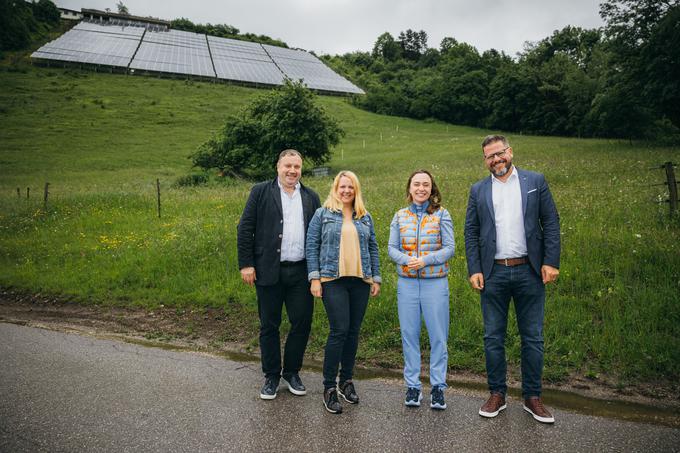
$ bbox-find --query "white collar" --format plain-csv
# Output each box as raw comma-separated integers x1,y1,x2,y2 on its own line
491,166,518,184
277,178,301,192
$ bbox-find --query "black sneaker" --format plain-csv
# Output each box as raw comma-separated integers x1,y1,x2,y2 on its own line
405,387,422,407
260,376,279,400
430,386,447,410
323,387,343,414
338,380,359,404
282,374,307,396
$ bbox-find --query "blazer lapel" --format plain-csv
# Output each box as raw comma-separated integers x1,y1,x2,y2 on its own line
483,177,495,220
517,168,529,216
300,182,312,221
270,179,283,218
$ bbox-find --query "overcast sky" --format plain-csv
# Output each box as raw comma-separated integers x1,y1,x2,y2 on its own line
55,0,604,57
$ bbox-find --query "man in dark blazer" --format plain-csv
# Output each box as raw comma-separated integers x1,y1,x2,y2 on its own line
464,135,560,424
237,149,321,400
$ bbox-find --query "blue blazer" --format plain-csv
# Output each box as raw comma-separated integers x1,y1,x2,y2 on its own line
464,168,560,280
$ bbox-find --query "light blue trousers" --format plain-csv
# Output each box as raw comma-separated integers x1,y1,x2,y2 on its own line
397,276,450,389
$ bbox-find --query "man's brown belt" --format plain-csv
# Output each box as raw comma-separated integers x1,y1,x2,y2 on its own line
494,257,528,266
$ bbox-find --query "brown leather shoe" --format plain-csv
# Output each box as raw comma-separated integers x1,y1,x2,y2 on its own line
523,396,555,423
479,392,507,418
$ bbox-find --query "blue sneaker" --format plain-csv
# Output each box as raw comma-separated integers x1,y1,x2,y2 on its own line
430,386,447,410
405,387,422,407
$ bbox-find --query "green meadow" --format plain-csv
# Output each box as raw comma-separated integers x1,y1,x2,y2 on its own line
1,67,679,384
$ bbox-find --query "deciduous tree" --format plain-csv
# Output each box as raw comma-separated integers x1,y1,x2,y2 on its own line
191,80,344,178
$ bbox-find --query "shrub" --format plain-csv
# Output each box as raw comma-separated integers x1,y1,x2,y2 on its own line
173,173,208,187
190,80,344,179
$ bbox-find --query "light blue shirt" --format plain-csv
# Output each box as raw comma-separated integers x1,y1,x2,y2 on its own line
278,178,305,262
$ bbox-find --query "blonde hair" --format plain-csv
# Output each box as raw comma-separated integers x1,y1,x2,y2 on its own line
323,170,367,218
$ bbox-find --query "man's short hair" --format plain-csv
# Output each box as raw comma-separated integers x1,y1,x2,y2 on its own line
277,149,302,163
481,135,510,151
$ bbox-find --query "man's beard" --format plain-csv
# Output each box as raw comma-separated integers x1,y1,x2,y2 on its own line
491,160,511,177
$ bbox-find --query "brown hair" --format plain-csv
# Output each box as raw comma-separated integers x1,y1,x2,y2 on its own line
406,169,441,214
481,134,510,151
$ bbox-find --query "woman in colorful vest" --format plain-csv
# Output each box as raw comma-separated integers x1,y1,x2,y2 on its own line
388,169,455,410
306,170,381,414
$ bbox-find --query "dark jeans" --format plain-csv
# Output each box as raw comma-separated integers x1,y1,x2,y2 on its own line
321,277,370,389
255,261,313,379
481,263,545,398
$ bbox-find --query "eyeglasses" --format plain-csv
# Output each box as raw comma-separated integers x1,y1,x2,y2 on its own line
484,147,509,161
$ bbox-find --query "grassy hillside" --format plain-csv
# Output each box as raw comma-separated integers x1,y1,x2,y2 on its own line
1,67,679,384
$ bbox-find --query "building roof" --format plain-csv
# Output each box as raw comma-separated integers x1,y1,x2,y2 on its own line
81,8,170,27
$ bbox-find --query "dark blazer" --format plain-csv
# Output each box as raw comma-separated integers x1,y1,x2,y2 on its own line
237,179,321,286
464,168,560,280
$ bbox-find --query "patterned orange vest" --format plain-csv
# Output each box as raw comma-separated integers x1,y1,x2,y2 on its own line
395,207,449,278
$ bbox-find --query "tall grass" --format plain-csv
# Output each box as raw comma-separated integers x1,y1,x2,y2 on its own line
1,67,679,383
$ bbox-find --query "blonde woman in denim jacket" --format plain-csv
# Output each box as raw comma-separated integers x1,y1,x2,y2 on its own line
306,170,381,414
389,170,455,410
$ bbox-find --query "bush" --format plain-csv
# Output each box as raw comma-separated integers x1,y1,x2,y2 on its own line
190,80,344,179
173,173,209,187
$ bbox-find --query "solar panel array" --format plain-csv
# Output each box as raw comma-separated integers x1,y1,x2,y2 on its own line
131,29,215,78
31,22,143,68
32,22,364,95
209,36,284,86
264,44,363,94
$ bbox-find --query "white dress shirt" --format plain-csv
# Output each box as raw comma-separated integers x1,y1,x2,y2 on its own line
491,166,528,259
278,179,306,262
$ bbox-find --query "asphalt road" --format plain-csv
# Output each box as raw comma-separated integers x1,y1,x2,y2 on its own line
1,323,679,453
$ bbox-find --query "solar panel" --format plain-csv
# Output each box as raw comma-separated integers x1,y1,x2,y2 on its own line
208,36,284,85
130,29,215,77
208,36,272,63
262,45,364,94
262,44,320,64
31,23,142,68
74,21,146,37
32,22,364,94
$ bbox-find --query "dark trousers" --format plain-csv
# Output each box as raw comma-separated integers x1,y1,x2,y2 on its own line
481,263,545,398
255,261,313,379
321,277,370,389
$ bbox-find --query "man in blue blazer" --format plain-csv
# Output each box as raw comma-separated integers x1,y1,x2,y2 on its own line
464,135,560,424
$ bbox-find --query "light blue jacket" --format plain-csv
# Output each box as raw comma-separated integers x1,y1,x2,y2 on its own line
305,207,381,283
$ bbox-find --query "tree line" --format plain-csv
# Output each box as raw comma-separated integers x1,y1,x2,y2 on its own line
0,0,61,54
322,0,679,142
170,18,289,49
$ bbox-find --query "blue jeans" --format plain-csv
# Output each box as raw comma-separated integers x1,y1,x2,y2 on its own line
481,263,545,398
321,277,370,389
397,277,450,389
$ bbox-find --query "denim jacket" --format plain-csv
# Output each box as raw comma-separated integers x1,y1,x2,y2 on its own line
305,207,381,283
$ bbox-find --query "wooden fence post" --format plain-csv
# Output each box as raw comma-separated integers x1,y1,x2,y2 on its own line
43,183,49,210
27,187,30,200
156,178,161,218
664,162,678,216
16,188,20,198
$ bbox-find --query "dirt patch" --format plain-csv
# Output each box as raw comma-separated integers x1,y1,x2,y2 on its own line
0,288,260,354
1,288,678,413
